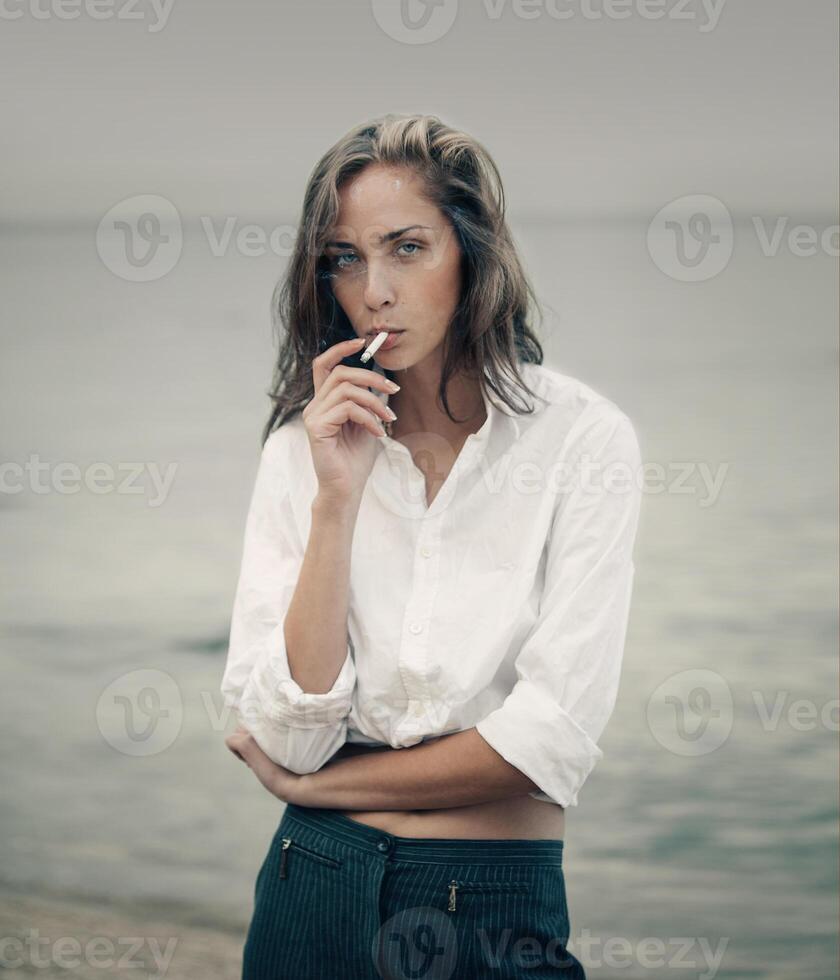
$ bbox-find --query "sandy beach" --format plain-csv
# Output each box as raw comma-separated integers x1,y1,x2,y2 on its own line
0,884,246,978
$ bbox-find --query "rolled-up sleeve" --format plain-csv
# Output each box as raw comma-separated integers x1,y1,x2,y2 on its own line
474,406,643,807
220,428,356,774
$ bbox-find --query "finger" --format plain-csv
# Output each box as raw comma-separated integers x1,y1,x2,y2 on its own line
317,380,394,424
312,337,365,395
322,364,398,397
317,400,387,439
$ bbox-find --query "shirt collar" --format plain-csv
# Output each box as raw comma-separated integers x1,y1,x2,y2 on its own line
373,364,516,460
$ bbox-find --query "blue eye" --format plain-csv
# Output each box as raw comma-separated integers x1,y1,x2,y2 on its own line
329,242,421,270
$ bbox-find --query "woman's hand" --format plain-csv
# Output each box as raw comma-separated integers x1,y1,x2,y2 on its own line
225,725,308,804
302,337,399,503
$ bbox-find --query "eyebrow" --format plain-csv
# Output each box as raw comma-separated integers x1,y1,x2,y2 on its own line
325,225,433,249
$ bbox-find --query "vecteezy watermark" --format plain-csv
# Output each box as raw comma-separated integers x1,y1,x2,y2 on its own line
96,668,183,756
201,216,298,259
371,907,729,980
370,0,727,44
573,930,729,978
751,216,840,259
647,195,734,282
202,684,461,746
370,0,459,45
0,455,178,507
480,0,727,30
96,201,462,280
647,668,840,756
373,906,460,979
0,929,178,975
647,194,839,281
371,439,730,523
752,690,839,733
96,195,183,281
474,453,728,505
0,0,176,32
646,668,734,756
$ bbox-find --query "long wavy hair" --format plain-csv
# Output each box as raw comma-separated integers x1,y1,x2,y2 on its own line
261,113,546,446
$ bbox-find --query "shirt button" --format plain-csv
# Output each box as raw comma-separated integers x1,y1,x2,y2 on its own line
377,839,390,852
420,546,432,558
409,622,423,635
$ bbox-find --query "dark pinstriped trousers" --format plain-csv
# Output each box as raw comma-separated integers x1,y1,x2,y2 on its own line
241,802,586,979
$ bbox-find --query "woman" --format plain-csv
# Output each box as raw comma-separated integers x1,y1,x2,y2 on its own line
222,114,642,979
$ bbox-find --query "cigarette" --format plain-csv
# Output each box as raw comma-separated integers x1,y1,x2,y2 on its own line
360,330,388,363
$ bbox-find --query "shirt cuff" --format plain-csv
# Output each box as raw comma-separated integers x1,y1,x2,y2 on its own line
236,620,356,727
228,621,356,774
474,678,604,808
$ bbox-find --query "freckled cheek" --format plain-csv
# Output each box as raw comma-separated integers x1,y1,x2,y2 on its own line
417,244,459,287
422,258,462,316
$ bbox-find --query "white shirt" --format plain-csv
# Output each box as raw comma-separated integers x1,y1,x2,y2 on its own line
220,361,643,808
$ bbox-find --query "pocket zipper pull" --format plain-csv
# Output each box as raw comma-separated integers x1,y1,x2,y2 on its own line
279,837,292,879
447,880,459,912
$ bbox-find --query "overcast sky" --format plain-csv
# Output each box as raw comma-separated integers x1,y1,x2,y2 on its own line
1,0,837,224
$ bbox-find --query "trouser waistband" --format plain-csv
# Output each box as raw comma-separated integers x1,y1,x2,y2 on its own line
282,804,564,865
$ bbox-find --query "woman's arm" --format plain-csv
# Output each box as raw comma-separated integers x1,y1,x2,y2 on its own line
228,400,641,803
220,435,360,775
226,725,538,809
296,727,538,809
284,492,360,694
222,338,397,773
231,402,643,806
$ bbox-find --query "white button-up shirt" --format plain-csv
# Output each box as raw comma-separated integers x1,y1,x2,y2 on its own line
220,361,643,808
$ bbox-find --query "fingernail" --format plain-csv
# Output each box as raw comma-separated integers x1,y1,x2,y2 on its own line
386,408,397,421
386,381,400,391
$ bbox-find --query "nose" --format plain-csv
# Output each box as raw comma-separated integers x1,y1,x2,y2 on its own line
363,260,396,312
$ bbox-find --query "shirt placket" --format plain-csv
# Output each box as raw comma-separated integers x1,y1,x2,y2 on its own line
394,440,485,741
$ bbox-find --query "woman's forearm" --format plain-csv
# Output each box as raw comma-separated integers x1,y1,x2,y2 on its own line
297,728,538,810
283,492,359,694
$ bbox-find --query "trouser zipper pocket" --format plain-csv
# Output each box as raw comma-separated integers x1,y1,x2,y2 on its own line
446,878,531,912
278,837,342,878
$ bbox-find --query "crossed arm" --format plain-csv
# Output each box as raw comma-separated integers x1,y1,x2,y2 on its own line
225,724,539,810
225,408,642,812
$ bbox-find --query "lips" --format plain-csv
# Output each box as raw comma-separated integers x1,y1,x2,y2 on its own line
368,328,404,337
371,330,403,351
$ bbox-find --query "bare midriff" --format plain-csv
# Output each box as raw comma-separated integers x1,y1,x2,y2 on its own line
326,744,566,841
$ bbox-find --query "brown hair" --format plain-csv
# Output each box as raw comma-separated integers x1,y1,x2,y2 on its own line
261,113,546,446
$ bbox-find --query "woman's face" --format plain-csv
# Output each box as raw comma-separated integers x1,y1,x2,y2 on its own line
324,163,462,372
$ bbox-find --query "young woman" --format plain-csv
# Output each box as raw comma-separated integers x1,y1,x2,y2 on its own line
222,114,642,979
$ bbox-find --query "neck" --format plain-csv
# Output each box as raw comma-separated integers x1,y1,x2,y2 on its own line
386,361,486,442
